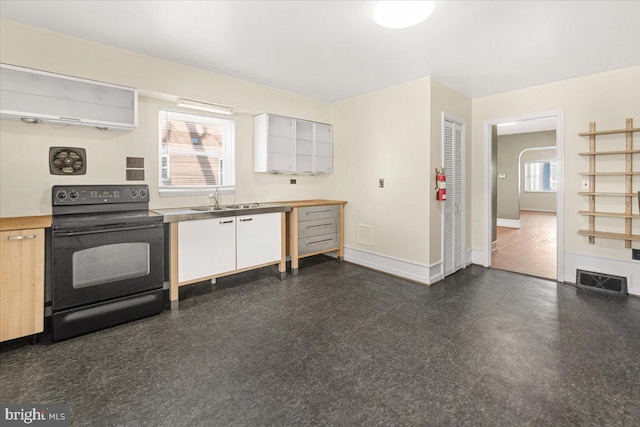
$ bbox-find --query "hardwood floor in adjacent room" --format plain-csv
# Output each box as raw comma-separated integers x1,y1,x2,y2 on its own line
492,210,556,280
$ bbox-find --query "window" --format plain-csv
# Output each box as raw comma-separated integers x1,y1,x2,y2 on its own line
524,160,557,192
159,110,235,195
161,155,170,182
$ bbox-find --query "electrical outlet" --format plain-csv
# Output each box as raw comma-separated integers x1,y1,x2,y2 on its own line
581,180,590,190
290,179,297,184
379,178,384,188
126,169,145,181
126,157,144,168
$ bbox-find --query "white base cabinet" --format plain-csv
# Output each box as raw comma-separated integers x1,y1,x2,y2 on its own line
176,212,282,284
237,213,282,269
178,217,236,283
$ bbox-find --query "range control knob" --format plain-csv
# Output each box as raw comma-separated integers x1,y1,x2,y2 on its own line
130,190,138,198
139,189,147,198
69,191,79,200
56,191,67,200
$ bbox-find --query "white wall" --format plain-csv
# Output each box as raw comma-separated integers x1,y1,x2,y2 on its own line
329,78,432,266
0,20,333,216
471,66,640,292
326,78,471,282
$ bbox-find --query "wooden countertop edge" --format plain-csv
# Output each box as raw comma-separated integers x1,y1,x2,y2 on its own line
0,215,52,231
270,199,348,208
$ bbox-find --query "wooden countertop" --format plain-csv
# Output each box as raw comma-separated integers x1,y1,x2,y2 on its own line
0,215,52,231
271,199,347,208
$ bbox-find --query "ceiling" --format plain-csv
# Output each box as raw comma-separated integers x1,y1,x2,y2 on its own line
1,1,639,103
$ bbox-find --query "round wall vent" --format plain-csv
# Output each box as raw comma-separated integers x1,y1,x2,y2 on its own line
49,147,86,175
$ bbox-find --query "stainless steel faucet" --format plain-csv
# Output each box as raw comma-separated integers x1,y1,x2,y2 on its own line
208,187,220,208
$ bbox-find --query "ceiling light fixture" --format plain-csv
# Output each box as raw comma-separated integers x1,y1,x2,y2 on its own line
374,1,435,29
177,98,235,115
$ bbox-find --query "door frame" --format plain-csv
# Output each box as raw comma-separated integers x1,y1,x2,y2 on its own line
441,112,466,278
483,110,565,281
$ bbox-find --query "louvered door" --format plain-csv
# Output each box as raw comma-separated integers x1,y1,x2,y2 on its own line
443,118,466,278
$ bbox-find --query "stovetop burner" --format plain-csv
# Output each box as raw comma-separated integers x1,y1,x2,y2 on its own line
52,184,159,229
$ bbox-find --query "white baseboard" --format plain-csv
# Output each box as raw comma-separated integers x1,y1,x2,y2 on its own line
342,246,476,285
497,218,522,228
344,246,438,285
564,252,638,296
471,249,487,266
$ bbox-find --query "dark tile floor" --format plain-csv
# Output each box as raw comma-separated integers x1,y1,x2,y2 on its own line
2,257,640,426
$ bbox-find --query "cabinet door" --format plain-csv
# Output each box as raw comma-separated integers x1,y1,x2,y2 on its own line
0,228,44,342
267,114,294,173
178,218,236,283
236,213,281,270
314,123,332,174
294,119,314,174
0,64,138,130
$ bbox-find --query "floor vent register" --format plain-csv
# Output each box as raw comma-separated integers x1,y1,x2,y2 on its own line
576,269,628,297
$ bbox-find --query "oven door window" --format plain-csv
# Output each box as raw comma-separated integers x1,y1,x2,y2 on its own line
72,243,150,288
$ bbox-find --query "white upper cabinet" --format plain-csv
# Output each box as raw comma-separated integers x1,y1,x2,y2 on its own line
0,63,138,130
314,123,333,174
254,113,332,175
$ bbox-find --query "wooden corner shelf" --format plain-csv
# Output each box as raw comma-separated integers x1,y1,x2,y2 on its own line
578,192,638,197
578,210,640,219
578,230,640,242
578,118,637,248
578,127,640,136
578,150,640,156
578,172,640,176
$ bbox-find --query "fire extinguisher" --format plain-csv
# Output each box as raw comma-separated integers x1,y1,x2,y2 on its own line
435,168,447,201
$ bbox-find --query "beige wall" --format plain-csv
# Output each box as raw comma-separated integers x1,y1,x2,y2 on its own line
429,79,472,265
327,78,471,269
0,20,332,216
471,66,640,264
520,148,557,212
496,131,556,219
329,78,432,265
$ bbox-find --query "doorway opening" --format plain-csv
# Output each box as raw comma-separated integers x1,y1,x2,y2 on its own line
483,112,565,281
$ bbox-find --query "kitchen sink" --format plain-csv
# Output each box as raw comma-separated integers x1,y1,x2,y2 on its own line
224,204,255,210
191,203,259,212
190,206,225,212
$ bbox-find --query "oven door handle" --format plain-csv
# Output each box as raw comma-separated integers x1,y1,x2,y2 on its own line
54,223,162,237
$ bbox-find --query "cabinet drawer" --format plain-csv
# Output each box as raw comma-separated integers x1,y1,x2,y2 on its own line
299,205,339,221
298,217,338,239
299,233,338,256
